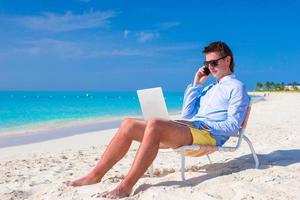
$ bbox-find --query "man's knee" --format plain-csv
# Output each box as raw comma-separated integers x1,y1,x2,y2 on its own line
121,118,136,130
145,119,164,139
120,118,138,138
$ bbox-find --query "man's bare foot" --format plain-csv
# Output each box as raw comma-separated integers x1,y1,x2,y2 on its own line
64,174,101,187
100,184,132,199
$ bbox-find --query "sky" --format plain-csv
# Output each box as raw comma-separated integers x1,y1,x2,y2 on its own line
0,0,299,91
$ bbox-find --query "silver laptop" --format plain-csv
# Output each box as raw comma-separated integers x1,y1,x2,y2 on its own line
137,87,170,120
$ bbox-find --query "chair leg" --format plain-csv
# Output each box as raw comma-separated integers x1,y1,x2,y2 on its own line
180,149,186,181
206,154,212,164
243,135,259,169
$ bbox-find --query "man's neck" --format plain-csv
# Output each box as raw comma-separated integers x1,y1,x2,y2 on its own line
217,72,233,82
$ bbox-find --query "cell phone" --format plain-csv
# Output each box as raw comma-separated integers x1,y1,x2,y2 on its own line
203,66,211,76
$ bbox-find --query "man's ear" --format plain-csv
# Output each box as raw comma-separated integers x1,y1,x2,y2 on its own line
226,56,231,64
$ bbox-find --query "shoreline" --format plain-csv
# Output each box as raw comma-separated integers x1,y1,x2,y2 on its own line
0,110,181,148
0,118,123,148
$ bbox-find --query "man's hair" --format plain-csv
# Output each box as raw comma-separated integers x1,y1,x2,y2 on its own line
202,41,235,72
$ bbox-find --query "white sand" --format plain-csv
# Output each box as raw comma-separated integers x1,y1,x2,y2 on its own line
1,93,300,200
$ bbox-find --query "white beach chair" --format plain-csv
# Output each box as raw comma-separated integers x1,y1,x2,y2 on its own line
149,106,259,181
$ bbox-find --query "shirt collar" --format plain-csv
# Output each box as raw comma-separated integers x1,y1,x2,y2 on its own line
217,74,235,84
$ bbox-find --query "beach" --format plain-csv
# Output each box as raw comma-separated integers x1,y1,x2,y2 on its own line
0,92,300,200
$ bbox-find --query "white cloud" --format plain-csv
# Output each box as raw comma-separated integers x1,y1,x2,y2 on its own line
124,30,130,39
13,39,83,57
89,43,198,58
13,11,116,32
1,30,199,59
156,44,200,51
156,22,180,30
89,48,153,57
25,38,77,46
24,47,41,55
131,21,179,43
109,41,198,57
136,31,159,43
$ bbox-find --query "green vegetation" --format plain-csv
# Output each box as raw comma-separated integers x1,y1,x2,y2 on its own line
254,81,300,91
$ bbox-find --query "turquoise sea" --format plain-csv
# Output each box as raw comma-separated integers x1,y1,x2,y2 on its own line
0,91,262,134
0,91,184,133
0,91,263,147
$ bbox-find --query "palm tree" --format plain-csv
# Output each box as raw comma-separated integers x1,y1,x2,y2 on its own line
263,81,272,91
255,82,263,90
281,82,285,90
270,82,275,90
291,82,299,90
274,83,282,90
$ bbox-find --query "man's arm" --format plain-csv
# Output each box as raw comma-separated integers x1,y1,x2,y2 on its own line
201,85,250,136
181,84,202,119
181,66,210,119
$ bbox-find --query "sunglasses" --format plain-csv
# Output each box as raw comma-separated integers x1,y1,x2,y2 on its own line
204,55,227,68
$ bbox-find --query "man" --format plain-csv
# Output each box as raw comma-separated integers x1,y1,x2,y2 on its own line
65,41,250,198
181,41,250,147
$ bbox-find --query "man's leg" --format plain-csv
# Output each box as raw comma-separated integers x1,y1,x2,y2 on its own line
101,119,193,198
65,118,147,186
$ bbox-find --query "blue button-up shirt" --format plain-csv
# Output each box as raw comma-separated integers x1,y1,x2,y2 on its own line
181,74,250,146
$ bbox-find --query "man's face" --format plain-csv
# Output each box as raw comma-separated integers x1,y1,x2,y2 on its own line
205,52,232,80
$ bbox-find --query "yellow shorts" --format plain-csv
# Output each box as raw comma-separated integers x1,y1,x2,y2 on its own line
189,127,216,146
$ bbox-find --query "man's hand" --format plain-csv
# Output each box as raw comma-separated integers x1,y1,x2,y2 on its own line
193,66,209,85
